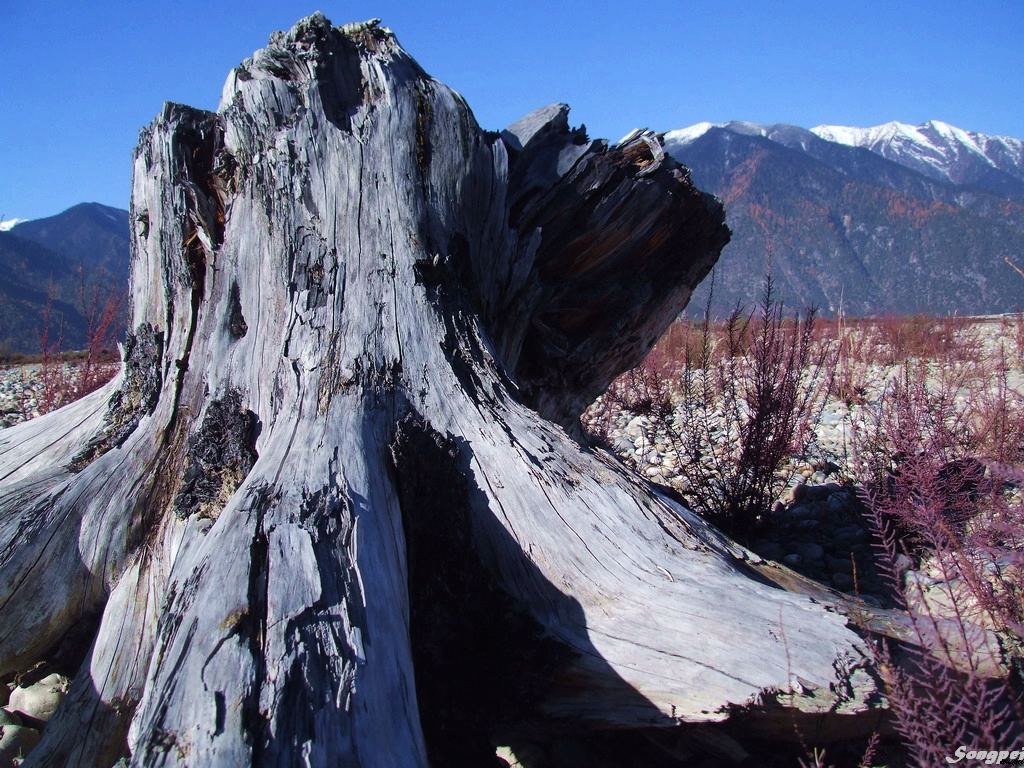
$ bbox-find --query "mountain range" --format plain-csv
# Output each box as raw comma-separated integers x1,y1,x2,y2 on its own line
0,203,129,354
2,120,1022,353
664,119,1024,316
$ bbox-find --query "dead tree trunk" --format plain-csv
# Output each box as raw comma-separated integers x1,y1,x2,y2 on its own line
1,14,887,767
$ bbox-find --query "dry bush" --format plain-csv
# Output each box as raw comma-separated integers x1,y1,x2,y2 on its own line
590,298,1024,764
815,316,876,406
32,282,121,415
998,312,1024,370
848,315,978,366
812,314,991,407
650,320,706,367
851,361,1024,767
589,277,836,541
592,303,1024,765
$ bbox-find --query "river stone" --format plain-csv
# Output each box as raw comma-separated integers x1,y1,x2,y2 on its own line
793,542,824,562
0,723,41,764
894,553,915,576
832,524,868,545
7,673,69,722
826,556,854,575
831,573,854,590
782,503,818,522
0,710,20,727
795,482,846,503
612,436,633,454
826,492,854,515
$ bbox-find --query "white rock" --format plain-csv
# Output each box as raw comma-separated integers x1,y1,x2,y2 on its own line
0,710,21,727
495,743,543,766
8,673,69,722
0,723,41,764
625,415,644,432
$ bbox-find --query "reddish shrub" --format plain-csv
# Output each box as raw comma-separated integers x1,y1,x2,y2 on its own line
588,276,836,541
852,361,1024,766
32,281,121,416
588,288,1024,764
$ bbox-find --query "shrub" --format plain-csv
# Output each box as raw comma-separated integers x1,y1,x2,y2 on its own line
589,275,836,541
31,281,121,416
589,296,1024,764
851,359,1024,767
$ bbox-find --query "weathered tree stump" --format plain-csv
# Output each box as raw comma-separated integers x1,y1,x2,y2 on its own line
1,14,887,766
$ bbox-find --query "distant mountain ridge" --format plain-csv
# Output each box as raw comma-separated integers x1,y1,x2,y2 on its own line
0,203,129,354
812,120,1024,194
3,120,1024,351
667,119,1024,200
663,119,1024,316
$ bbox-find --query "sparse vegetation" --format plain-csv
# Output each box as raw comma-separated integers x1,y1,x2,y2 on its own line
36,280,121,414
851,374,1024,767
0,281,121,425
586,292,1024,767
589,276,835,541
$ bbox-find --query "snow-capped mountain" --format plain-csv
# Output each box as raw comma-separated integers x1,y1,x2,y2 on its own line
665,119,1024,195
0,218,26,232
662,119,1024,317
662,121,723,147
811,120,1024,191
665,121,827,159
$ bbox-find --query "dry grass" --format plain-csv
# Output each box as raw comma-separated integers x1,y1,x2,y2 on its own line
586,307,1024,766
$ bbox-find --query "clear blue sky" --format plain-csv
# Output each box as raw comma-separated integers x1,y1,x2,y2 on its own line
2,0,1022,220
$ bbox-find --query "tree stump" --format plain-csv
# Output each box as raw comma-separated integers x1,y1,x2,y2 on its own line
0,14,886,767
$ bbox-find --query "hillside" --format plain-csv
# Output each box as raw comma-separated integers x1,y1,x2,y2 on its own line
0,203,129,353
665,121,1024,316
6,121,1024,334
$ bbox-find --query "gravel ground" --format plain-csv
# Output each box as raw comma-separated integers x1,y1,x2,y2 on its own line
585,318,1024,604
0,362,120,428
0,364,46,428
4,320,1020,608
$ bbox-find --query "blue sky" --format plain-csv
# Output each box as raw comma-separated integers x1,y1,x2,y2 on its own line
2,0,1022,220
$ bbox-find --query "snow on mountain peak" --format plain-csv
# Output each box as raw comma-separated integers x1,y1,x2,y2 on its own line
812,120,920,148
662,122,722,147
0,218,26,232
661,117,1024,195
810,120,1024,185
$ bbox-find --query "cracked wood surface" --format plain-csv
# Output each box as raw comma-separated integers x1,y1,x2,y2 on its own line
0,13,887,767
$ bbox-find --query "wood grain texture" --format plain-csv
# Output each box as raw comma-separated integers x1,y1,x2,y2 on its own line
0,13,892,767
